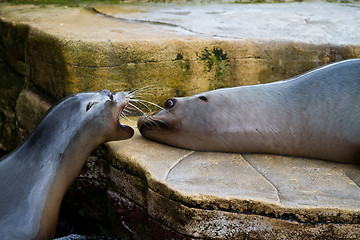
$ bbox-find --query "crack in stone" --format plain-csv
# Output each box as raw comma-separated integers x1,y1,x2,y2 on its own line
343,170,360,189
164,151,194,181
0,44,30,77
240,154,282,205
91,7,239,40
76,176,108,186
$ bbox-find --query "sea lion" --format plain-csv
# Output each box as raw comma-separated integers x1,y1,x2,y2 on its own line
0,89,134,240
138,58,360,164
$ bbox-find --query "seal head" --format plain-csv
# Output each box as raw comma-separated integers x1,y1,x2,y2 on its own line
137,95,217,150
80,89,134,141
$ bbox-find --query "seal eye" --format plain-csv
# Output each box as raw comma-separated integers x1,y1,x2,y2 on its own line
198,96,208,102
86,102,97,111
164,98,176,109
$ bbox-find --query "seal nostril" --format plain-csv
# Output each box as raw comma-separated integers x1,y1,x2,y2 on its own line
108,92,114,101
100,89,114,101
198,96,208,102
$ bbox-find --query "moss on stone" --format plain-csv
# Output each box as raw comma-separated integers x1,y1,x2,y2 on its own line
199,47,229,89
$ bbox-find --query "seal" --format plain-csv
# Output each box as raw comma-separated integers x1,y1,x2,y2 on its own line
0,89,134,240
138,59,360,164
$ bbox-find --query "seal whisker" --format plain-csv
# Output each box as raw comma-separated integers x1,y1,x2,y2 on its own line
128,92,160,103
128,102,146,116
129,99,153,112
147,118,161,129
121,108,134,115
128,84,162,97
128,85,152,95
131,99,166,111
119,112,132,122
124,105,142,113
128,92,151,98
122,107,145,118
126,85,166,115
128,86,161,95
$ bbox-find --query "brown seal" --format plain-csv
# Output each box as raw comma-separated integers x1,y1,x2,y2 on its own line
138,59,360,164
0,90,134,240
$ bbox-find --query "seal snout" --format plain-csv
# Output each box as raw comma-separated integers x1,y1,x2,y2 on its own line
137,114,176,137
137,115,150,134
99,89,115,101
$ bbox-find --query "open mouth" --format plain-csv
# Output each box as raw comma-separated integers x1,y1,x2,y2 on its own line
117,110,125,127
116,100,130,128
101,90,134,140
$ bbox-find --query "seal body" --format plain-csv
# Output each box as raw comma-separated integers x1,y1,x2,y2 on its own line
0,90,134,240
138,59,360,163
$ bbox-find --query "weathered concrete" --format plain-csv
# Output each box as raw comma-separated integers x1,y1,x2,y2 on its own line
1,2,359,102
1,1,360,239
93,3,360,45
66,122,360,239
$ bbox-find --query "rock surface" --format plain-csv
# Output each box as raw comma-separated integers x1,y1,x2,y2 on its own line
93,3,360,44
0,1,360,239
95,123,360,239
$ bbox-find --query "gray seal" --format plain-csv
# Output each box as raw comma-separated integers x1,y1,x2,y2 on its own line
138,59,360,164
0,90,134,240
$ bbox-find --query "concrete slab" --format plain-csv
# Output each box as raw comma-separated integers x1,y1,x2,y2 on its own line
164,152,280,203
102,118,360,238
108,119,360,212
93,2,360,44
243,154,360,209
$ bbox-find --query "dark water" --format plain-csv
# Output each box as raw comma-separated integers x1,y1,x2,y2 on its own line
0,148,8,160
55,195,120,240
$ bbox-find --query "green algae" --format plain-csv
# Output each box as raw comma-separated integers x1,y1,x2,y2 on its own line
199,47,229,89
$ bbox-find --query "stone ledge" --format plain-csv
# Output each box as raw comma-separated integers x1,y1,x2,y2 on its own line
66,123,360,238
106,124,360,221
